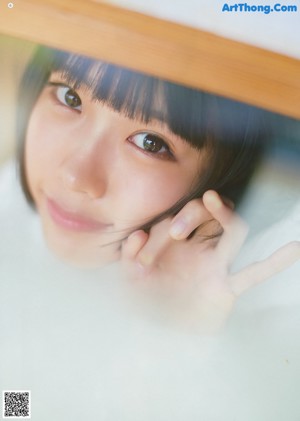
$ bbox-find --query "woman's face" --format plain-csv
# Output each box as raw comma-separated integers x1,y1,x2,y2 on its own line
25,71,205,267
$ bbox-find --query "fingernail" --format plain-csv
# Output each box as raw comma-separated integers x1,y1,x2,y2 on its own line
170,219,187,238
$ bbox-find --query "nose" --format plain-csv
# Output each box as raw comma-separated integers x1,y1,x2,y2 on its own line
60,144,107,199
58,106,120,199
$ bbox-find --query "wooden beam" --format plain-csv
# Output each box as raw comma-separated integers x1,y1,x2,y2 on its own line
0,0,299,118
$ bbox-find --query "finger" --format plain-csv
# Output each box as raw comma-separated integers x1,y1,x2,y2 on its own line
121,230,149,261
137,219,173,267
230,241,300,296
203,190,249,264
169,198,212,240
221,196,235,210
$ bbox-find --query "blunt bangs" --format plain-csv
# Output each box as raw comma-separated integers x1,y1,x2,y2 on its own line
21,47,265,151
29,47,233,150
53,51,263,148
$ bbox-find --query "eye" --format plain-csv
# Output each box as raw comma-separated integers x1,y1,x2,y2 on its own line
127,132,174,160
51,84,82,111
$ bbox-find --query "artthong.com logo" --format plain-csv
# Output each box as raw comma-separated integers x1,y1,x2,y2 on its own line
222,3,297,13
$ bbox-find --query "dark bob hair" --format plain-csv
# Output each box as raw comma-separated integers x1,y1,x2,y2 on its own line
17,46,269,233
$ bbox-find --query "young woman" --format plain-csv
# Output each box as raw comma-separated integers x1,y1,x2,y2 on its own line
17,46,300,331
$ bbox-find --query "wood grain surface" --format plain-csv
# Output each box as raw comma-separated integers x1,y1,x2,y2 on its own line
0,0,299,118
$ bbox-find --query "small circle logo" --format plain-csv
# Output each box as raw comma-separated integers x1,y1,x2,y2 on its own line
8,2,14,8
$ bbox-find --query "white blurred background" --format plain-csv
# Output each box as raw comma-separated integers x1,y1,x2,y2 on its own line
0,10,300,420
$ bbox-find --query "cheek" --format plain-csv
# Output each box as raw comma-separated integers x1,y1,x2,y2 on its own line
115,167,192,224
25,112,64,194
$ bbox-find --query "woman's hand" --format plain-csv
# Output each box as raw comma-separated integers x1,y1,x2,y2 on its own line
121,191,300,334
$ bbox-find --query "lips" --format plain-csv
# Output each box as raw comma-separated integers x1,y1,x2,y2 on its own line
46,198,111,232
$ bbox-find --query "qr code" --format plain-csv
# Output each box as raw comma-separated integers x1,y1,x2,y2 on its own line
2,391,31,419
